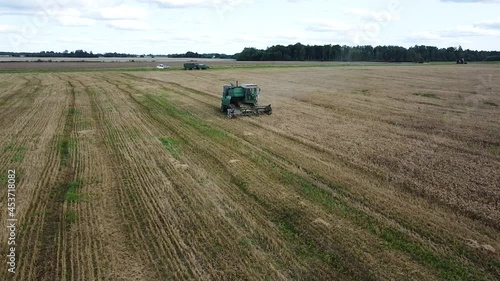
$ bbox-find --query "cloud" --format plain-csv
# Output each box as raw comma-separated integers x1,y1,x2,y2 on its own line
344,7,401,22
107,20,149,30
54,8,96,26
301,17,396,45
440,0,500,3
406,17,500,46
140,0,250,8
445,25,500,36
98,5,148,20
474,17,500,29
410,31,443,41
0,1,150,30
0,0,42,10
0,0,125,12
414,17,500,39
0,9,33,16
303,19,354,33
299,6,403,45
140,0,212,7
0,24,18,32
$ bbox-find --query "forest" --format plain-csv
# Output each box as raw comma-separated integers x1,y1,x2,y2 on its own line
235,43,500,62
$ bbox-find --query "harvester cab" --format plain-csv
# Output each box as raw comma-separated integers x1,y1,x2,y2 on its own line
220,82,272,119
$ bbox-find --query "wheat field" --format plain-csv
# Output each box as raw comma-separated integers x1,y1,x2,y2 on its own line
0,64,499,280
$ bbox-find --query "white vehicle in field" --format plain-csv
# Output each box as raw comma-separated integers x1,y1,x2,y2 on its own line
156,64,170,69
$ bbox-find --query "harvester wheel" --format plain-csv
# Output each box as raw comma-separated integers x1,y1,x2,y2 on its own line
221,105,227,113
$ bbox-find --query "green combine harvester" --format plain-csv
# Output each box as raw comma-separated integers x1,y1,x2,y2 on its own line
220,81,272,119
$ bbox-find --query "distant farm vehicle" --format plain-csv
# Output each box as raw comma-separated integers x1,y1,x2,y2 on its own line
220,81,272,119
184,63,209,70
156,64,170,69
456,58,468,64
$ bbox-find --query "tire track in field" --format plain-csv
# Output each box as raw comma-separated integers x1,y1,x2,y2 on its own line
69,76,156,281
29,79,77,281
58,77,101,281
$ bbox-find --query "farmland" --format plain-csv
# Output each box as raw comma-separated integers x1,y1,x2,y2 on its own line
0,63,499,280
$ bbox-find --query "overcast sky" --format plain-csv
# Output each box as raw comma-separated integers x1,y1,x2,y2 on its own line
0,0,499,54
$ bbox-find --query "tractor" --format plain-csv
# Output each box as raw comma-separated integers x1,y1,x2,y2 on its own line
184,62,209,70
220,81,272,119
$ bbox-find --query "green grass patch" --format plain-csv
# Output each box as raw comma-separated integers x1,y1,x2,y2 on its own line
413,92,440,99
0,174,6,184
65,191,80,202
3,144,13,152
230,176,269,207
5,146,27,162
68,108,79,115
231,177,248,191
489,145,500,156
281,171,379,232
64,180,82,203
238,237,252,249
59,139,70,160
273,210,300,239
58,139,76,165
12,146,27,162
381,228,473,280
159,137,182,158
143,94,227,140
65,211,77,224
3,145,28,162
353,89,370,95
271,208,365,278
198,123,226,139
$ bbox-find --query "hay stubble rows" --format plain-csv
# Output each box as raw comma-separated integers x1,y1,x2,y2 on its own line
0,64,499,280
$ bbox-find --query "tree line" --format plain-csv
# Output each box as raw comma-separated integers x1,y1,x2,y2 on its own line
167,51,234,59
2,45,498,62
235,43,500,62
0,50,234,59
0,50,137,58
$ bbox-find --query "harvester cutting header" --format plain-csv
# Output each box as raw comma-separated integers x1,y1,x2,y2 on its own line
220,81,272,119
